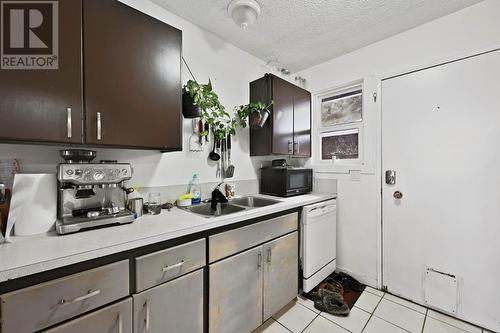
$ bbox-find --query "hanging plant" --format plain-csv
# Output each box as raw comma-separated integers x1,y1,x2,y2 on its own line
235,101,273,129
184,79,273,139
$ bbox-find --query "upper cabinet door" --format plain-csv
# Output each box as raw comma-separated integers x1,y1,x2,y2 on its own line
271,76,294,155
83,0,182,150
293,86,311,157
0,0,83,144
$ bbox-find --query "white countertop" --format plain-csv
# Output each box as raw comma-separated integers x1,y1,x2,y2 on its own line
0,193,335,283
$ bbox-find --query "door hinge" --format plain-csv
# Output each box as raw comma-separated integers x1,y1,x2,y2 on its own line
373,92,378,102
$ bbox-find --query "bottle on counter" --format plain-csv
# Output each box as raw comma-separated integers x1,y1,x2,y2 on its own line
189,174,201,205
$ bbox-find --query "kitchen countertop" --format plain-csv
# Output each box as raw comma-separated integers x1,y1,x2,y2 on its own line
0,192,335,283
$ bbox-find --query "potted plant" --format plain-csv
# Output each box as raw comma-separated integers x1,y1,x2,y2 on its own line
235,101,273,129
182,80,222,119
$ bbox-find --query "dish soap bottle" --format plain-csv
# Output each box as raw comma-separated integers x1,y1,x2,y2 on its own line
189,174,201,205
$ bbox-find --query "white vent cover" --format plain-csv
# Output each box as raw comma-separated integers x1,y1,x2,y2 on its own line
424,268,458,314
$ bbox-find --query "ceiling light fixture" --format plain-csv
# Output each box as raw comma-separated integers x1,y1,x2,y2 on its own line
227,0,261,30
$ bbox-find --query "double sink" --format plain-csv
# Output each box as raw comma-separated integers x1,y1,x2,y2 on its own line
183,196,280,217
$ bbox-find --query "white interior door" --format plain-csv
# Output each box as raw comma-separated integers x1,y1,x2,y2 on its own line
382,50,500,332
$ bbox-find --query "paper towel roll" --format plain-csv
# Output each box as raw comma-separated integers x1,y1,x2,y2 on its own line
5,174,57,240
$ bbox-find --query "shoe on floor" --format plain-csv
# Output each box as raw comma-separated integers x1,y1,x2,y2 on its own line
333,272,364,292
313,290,350,316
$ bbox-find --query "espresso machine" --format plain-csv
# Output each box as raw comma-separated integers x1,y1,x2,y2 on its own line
56,149,134,234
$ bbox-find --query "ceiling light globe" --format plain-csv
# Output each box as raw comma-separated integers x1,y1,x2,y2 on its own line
228,0,261,29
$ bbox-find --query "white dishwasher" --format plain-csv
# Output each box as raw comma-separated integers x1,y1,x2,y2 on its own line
301,198,337,293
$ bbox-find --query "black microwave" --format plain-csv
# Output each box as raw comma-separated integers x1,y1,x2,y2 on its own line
260,167,313,197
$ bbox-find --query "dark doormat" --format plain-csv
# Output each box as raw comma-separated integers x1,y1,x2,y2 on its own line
305,272,365,309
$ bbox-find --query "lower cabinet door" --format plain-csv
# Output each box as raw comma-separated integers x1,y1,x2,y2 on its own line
133,269,204,333
209,246,264,333
44,298,132,333
263,232,299,320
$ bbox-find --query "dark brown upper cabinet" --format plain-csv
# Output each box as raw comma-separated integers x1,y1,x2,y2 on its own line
0,0,182,151
249,74,311,157
0,0,83,144
83,0,182,150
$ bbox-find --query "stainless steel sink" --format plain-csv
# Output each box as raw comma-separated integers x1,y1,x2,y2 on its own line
184,203,246,217
229,196,280,207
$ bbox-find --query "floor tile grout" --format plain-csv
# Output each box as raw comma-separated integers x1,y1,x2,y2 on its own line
420,308,428,333
361,292,384,333
382,293,427,315
300,313,320,333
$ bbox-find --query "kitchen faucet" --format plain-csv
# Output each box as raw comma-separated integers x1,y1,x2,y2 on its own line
211,182,228,210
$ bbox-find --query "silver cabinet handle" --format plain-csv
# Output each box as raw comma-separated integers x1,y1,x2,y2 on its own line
294,141,300,154
266,248,272,264
162,260,185,272
66,108,72,139
288,140,293,154
118,312,123,333
257,252,263,268
144,300,150,331
54,289,101,308
96,112,102,141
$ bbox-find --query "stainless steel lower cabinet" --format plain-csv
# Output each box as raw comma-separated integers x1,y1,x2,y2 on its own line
43,298,132,333
133,269,204,333
263,232,299,321
209,246,264,333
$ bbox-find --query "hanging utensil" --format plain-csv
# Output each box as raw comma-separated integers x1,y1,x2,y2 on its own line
198,119,204,146
189,119,202,152
204,122,210,143
216,139,221,178
221,137,226,178
209,133,220,161
225,134,235,178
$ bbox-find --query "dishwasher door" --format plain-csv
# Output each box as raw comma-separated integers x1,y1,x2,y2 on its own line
301,199,337,292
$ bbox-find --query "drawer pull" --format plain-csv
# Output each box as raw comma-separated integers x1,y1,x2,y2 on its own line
162,260,185,272
144,300,150,331
118,312,123,333
267,248,272,264
54,289,101,308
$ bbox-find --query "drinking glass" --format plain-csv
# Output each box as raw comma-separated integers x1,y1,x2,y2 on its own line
147,192,162,215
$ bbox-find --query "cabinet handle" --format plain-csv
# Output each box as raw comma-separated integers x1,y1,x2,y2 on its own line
53,289,101,308
266,248,272,264
96,112,102,141
162,260,185,272
118,312,123,333
288,140,293,154
294,142,300,154
257,252,263,268
144,300,150,331
66,108,72,139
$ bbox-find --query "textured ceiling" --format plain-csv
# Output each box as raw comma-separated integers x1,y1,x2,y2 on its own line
152,0,482,72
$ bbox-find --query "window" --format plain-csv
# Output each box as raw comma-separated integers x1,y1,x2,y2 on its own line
315,82,364,166
320,90,362,127
320,128,359,161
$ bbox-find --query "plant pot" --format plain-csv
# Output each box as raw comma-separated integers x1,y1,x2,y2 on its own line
250,110,270,129
182,90,202,118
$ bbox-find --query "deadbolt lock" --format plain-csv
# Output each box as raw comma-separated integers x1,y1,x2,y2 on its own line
393,191,403,199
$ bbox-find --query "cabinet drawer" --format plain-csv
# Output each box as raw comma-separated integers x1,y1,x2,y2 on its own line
135,238,206,292
0,260,129,333
209,212,298,263
43,298,132,333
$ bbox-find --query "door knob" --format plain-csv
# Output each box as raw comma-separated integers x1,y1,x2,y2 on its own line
393,191,403,199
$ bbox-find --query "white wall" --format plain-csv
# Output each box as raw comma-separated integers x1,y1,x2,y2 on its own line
0,0,274,188
295,0,500,287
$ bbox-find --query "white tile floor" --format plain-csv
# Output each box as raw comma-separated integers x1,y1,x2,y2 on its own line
254,288,491,333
